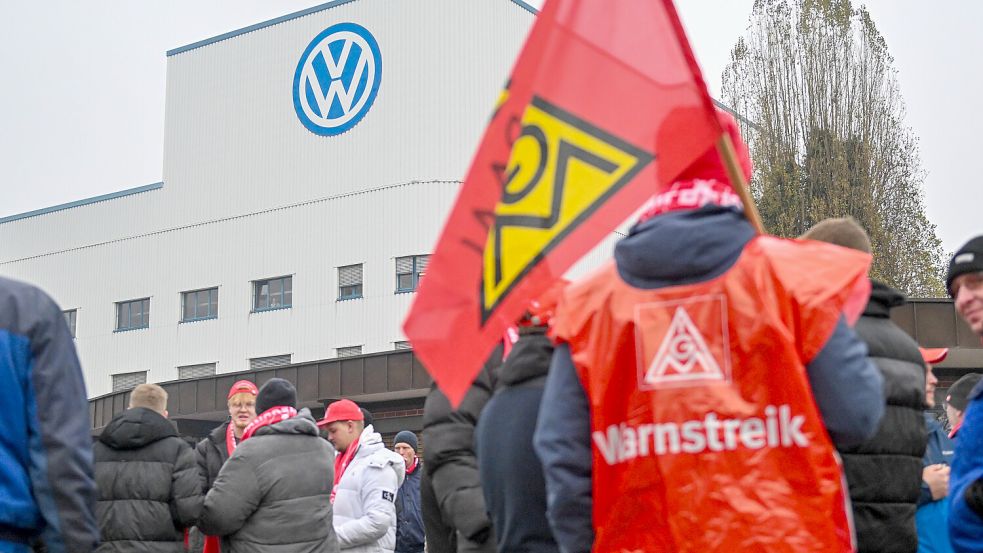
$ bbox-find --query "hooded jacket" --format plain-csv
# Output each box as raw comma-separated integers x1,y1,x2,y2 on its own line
93,407,203,553
421,355,499,553
839,281,927,552
0,276,98,553
532,207,885,553
475,326,559,553
197,409,338,553
333,425,406,553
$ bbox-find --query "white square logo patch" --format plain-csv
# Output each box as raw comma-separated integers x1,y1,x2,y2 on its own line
635,295,732,390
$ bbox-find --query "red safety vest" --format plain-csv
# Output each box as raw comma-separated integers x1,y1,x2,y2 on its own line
551,236,870,553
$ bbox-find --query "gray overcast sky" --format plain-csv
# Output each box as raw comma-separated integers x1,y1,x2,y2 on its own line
0,1,978,253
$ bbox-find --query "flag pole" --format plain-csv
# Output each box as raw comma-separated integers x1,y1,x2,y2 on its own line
717,134,765,235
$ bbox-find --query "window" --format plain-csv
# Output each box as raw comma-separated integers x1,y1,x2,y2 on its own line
253,276,292,311
116,298,150,331
338,264,363,300
182,287,218,321
63,309,77,339
249,354,292,370
178,363,216,380
394,341,412,350
395,255,429,292
112,371,147,392
337,345,363,358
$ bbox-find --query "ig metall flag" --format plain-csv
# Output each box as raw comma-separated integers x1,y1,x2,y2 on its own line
404,0,725,407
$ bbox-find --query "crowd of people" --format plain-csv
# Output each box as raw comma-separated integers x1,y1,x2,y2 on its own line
2,111,983,552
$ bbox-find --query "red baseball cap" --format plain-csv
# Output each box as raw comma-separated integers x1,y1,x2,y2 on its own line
318,399,364,427
919,348,949,364
227,380,259,399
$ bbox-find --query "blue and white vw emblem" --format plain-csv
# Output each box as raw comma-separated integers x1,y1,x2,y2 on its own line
293,23,382,136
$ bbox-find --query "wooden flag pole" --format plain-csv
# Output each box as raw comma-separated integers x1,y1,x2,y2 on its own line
717,133,765,235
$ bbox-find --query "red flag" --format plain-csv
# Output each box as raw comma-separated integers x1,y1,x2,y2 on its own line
404,0,723,406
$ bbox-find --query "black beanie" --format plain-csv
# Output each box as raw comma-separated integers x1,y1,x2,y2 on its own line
256,378,297,414
947,236,983,296
947,373,983,412
361,408,375,427
394,430,418,451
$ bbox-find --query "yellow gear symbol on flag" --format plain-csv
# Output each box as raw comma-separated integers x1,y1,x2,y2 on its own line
480,96,653,319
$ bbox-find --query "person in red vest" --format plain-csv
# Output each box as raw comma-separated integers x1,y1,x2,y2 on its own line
533,111,886,553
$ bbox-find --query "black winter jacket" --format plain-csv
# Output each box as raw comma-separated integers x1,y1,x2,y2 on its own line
197,409,338,553
93,407,203,553
421,350,500,553
476,327,559,553
196,421,231,493
839,281,927,553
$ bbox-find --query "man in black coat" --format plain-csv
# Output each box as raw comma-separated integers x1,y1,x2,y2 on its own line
191,380,258,553
803,217,927,552
476,325,559,553
421,347,501,553
93,383,203,553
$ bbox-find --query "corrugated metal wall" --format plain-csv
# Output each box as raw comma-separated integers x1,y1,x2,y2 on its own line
0,1,548,397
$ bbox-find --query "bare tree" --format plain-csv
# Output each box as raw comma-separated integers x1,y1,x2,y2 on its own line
723,0,946,297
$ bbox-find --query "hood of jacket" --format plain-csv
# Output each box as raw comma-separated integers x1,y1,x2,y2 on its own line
355,425,405,480
252,408,319,438
499,327,553,388
614,205,755,289
99,407,176,450
863,280,906,318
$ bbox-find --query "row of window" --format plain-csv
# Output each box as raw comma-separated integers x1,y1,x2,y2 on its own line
108,343,409,392
62,255,430,336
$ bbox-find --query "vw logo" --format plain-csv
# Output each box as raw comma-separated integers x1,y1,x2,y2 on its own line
293,23,382,136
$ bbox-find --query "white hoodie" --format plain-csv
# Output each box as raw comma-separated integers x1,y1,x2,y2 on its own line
333,424,407,553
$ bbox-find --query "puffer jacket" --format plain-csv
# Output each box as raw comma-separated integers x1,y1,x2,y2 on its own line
197,409,338,553
93,407,203,553
422,353,500,553
839,281,928,553
196,421,232,493
333,425,406,553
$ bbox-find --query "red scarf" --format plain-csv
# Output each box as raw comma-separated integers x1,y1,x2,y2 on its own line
950,420,963,440
241,406,297,441
225,421,241,457
331,435,361,503
406,457,419,475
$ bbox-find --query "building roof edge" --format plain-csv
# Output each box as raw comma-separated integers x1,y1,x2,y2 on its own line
165,0,538,58
0,182,164,225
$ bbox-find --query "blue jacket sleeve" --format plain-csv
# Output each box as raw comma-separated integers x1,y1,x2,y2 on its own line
949,391,983,550
532,344,593,553
28,289,99,552
805,316,885,448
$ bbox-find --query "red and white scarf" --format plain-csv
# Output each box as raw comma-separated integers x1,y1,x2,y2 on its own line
331,434,362,503
406,457,419,475
241,406,298,442
225,421,240,457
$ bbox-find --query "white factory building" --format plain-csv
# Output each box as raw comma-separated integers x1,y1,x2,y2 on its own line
0,0,628,398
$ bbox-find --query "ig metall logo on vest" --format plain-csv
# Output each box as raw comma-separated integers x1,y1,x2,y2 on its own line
634,294,732,390
293,22,382,136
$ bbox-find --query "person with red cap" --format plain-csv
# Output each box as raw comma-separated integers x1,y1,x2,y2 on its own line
198,378,338,553
917,347,955,553
319,399,405,553
533,110,885,553
190,380,259,553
